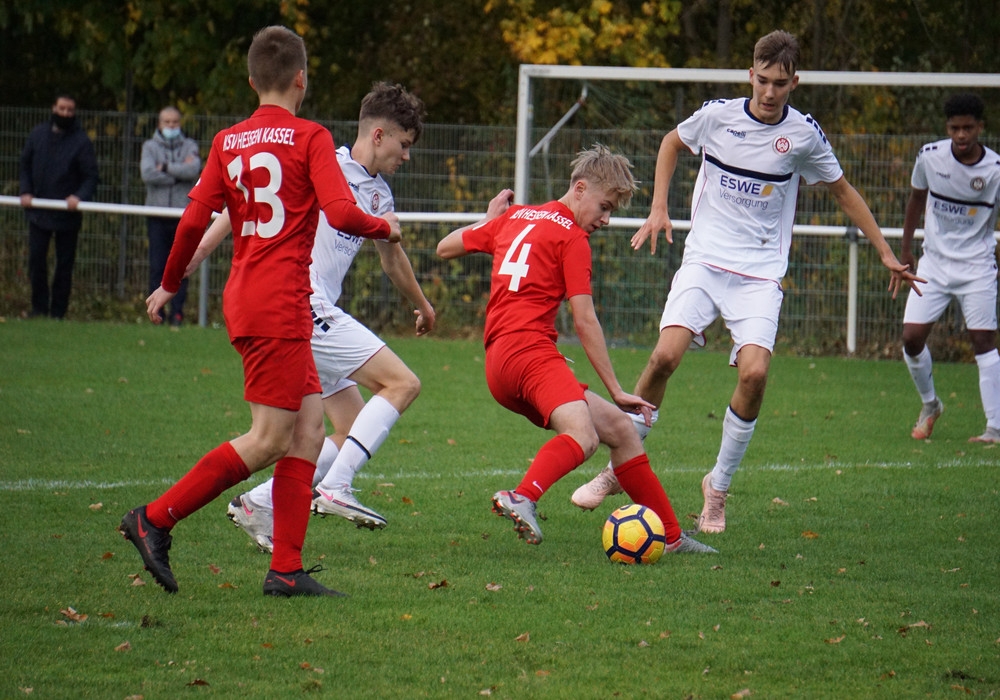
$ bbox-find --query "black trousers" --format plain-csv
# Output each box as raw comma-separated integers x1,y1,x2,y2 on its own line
28,222,79,318
147,216,189,321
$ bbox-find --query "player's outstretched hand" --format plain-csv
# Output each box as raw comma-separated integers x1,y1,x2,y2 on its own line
145,286,176,324
610,390,655,427
880,251,926,299
414,304,436,336
631,209,673,254
383,212,402,243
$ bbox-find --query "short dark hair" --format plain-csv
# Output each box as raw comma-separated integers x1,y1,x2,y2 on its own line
247,26,307,93
754,30,799,75
359,82,427,143
944,93,984,121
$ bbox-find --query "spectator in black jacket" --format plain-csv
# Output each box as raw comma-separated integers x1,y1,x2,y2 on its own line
19,94,99,319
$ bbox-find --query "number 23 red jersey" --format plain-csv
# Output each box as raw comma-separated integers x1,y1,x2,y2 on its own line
189,105,356,340
462,200,592,348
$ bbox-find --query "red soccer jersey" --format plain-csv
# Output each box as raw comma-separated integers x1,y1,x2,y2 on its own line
462,201,592,347
189,105,358,340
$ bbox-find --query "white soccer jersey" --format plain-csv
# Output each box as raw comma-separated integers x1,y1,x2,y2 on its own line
911,138,1000,273
309,145,394,312
677,98,843,282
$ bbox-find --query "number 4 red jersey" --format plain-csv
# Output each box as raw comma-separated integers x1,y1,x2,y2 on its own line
189,105,357,340
462,200,593,348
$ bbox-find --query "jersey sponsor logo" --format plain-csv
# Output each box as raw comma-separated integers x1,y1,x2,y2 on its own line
971,176,986,192
222,126,296,151
726,128,746,140
333,229,363,254
773,136,791,154
934,171,952,179
719,173,774,197
371,192,380,212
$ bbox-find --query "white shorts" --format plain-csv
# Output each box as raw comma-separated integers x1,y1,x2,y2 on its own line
903,255,998,330
660,263,783,365
311,306,385,398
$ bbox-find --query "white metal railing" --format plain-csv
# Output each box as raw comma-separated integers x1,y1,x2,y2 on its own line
4,194,987,354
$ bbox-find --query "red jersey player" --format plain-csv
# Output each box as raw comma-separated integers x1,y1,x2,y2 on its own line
119,26,401,597
436,144,715,554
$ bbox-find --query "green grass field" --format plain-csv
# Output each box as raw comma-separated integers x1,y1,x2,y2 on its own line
1,320,998,699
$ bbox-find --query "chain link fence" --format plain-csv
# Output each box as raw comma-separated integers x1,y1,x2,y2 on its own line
2,107,994,358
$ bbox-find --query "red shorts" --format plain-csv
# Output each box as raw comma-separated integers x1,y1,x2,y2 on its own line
233,336,321,411
484,331,587,428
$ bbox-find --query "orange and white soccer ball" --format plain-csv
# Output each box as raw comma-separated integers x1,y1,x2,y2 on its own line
602,504,666,564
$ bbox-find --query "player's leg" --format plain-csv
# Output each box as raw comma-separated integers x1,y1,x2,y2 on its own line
903,258,949,438
229,383,363,553
699,277,781,534
313,347,419,528
586,392,716,553
571,326,703,510
308,313,412,527
263,392,345,597
963,278,1000,443
488,338,589,545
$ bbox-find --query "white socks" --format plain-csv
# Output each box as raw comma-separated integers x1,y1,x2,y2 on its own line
904,345,937,404
244,437,340,512
317,395,400,492
710,406,756,492
976,349,1000,430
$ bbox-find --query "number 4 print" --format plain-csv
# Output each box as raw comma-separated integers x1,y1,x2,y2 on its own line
500,224,533,291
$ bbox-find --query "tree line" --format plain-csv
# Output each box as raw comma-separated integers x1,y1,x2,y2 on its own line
4,1,999,131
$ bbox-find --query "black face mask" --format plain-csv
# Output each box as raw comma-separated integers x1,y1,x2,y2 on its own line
51,113,76,131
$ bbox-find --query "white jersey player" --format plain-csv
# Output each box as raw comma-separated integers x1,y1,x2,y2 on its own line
571,30,922,534
901,92,1000,444
187,83,432,551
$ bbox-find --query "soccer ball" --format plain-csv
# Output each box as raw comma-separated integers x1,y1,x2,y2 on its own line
602,504,666,564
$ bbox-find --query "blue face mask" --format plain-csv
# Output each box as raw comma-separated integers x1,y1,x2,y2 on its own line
161,127,182,140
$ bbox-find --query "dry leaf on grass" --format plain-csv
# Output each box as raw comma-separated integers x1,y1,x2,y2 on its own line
515,632,530,642
60,607,87,623
825,635,846,644
115,641,131,652
485,582,502,592
428,579,448,589
801,531,820,539
731,689,753,699
89,502,103,511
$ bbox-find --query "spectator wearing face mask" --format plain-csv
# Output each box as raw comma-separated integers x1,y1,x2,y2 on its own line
140,106,201,326
19,93,99,319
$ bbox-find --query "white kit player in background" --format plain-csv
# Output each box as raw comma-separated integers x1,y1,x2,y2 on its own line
900,92,1000,444
186,83,431,551
571,30,923,534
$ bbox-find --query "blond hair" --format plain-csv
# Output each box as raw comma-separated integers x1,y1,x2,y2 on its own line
569,143,638,209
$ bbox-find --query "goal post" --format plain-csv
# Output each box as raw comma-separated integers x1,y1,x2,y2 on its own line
515,65,1000,204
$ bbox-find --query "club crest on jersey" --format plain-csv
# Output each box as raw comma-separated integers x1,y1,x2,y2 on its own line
371,192,380,212
971,176,985,192
772,136,791,155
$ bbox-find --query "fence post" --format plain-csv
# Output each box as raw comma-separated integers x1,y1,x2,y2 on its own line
845,225,859,355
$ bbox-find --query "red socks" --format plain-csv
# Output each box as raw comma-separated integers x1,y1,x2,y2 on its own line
613,454,682,543
146,442,250,528
269,456,316,573
515,433,586,502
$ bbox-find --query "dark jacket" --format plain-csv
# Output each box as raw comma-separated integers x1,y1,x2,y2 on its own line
19,118,100,231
